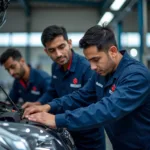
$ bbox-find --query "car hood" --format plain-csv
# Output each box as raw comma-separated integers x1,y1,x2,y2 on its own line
0,121,69,150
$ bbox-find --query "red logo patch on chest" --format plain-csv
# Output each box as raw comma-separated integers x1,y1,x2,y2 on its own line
32,86,37,91
73,78,78,84
111,84,116,92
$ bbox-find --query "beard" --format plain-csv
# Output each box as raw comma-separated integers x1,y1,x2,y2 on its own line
17,65,26,79
101,55,116,76
107,56,116,74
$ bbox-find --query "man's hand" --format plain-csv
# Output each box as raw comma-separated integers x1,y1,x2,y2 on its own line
22,101,41,109
27,112,56,129
22,104,51,118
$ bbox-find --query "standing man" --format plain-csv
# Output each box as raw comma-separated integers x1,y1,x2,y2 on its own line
24,25,150,150
22,25,105,150
0,48,51,104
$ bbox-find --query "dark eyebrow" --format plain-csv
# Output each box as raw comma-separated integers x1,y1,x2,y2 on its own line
5,64,15,70
47,47,54,51
47,43,65,51
88,56,100,61
58,43,66,47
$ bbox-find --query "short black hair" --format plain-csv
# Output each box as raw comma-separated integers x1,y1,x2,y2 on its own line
0,48,22,65
41,25,68,47
79,25,117,52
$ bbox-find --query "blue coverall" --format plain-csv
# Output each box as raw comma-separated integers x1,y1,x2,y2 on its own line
49,51,150,150
9,66,51,103
38,51,105,150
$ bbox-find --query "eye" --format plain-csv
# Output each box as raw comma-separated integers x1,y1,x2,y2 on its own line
93,57,100,62
10,64,17,69
47,49,55,53
58,44,66,49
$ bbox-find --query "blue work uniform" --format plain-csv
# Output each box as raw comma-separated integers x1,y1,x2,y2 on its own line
9,66,51,103
49,50,150,150
38,51,105,150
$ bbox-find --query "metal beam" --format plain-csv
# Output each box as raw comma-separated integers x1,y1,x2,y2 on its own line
98,0,112,15
17,0,31,16
117,21,123,51
111,0,138,26
30,0,104,7
138,0,148,64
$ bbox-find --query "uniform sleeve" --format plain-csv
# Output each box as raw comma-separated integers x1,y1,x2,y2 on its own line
49,73,97,114
55,72,150,130
8,81,19,103
38,77,58,104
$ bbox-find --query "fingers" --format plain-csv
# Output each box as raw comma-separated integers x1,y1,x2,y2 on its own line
28,112,43,123
22,104,50,119
22,102,41,109
23,106,40,118
22,102,32,109
27,112,56,129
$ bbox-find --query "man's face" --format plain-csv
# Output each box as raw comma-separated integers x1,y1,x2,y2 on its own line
44,35,72,65
3,57,25,79
83,46,116,76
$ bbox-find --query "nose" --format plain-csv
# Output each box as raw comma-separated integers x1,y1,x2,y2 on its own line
90,62,97,71
9,69,14,76
55,49,62,57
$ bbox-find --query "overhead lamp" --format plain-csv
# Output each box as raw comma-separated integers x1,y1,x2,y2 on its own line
130,48,138,57
98,12,114,25
110,0,126,11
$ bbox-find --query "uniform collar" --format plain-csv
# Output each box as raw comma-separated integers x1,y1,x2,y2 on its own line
69,50,78,72
28,65,35,83
113,50,131,79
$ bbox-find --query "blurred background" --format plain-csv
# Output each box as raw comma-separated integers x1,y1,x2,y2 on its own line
0,1,149,149
0,0,150,80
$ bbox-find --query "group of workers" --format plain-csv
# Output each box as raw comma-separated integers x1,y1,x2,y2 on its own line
0,24,150,150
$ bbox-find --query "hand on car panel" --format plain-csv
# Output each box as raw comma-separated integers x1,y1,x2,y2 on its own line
27,111,56,129
22,104,50,118
22,101,41,109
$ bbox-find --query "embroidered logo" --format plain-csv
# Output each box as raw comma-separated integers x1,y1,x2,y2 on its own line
70,78,81,88
70,84,81,88
32,86,37,91
73,78,78,84
109,84,116,94
31,90,41,95
31,86,40,95
53,75,57,79
111,84,116,92
96,82,103,88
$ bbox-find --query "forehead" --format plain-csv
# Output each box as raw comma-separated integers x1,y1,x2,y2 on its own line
45,35,66,48
4,57,18,68
83,46,105,59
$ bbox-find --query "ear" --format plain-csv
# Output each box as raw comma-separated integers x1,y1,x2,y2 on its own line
68,39,72,49
20,58,25,65
108,46,118,58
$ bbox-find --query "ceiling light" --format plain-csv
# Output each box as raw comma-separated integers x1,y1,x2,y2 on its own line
98,12,114,25
130,48,138,57
110,0,126,11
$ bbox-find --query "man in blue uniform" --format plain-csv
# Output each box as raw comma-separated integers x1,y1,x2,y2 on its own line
24,25,150,150
0,48,51,104
22,25,105,150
